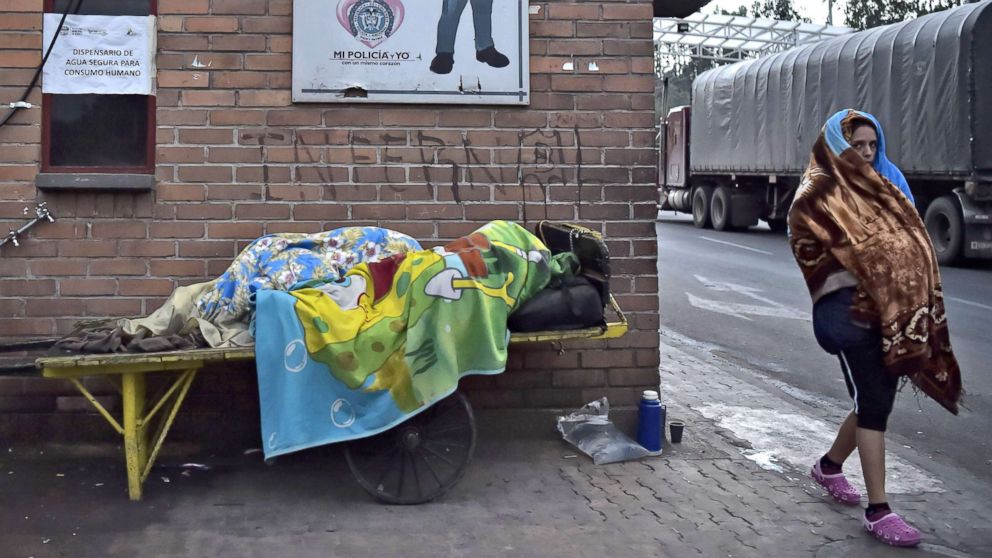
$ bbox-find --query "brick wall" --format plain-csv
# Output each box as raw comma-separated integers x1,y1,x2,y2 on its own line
0,0,659,427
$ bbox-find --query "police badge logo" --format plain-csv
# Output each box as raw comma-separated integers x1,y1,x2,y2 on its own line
336,0,405,49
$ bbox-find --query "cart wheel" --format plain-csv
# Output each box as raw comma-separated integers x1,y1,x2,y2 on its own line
344,390,477,504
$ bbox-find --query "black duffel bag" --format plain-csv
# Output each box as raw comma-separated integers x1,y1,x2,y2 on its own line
507,274,604,332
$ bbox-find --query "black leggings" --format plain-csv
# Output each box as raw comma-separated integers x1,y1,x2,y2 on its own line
812,288,899,431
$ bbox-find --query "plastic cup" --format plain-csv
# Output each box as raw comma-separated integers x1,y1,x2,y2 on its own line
669,420,685,443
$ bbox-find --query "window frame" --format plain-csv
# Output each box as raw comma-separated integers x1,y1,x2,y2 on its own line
41,0,157,175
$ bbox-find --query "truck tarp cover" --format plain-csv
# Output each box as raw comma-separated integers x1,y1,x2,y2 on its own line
690,1,992,177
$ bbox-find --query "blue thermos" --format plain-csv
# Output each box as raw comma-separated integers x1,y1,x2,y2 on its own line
637,389,664,452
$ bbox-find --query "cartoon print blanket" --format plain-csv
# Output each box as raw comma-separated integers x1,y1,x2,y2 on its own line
253,221,558,458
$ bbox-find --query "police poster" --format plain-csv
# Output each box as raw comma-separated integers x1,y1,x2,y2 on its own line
292,0,529,105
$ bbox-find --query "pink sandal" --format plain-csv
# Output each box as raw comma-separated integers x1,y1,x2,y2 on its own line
863,512,922,547
810,460,861,505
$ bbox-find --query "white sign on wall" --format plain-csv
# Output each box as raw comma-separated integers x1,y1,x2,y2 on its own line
292,0,529,105
42,14,156,95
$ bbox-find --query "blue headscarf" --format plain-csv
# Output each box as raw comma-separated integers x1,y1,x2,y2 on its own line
822,109,914,204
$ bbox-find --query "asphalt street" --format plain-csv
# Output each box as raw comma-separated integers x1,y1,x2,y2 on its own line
656,213,992,483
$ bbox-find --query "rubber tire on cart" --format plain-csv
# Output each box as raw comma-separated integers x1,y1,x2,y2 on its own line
710,186,734,231
924,196,964,266
344,390,477,504
692,185,714,229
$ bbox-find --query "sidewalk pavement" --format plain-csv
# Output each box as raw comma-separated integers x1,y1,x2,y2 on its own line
2,334,989,558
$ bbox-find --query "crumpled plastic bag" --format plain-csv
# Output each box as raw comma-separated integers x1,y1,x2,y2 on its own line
556,397,652,465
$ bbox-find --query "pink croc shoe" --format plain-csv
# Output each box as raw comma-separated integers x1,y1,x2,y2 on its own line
863,512,922,547
810,460,861,505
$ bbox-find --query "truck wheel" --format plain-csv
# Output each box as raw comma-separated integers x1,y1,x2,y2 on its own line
692,186,713,229
711,186,734,231
924,196,964,266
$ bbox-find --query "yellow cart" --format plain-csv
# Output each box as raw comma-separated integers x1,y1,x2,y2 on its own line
35,298,627,503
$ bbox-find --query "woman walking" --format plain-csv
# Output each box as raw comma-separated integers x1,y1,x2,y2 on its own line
788,109,963,547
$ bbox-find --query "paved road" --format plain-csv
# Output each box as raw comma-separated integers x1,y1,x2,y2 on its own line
657,213,992,482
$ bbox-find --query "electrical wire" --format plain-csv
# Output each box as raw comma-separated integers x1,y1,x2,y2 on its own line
0,0,83,129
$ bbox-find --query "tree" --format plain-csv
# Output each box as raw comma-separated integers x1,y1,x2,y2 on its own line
844,0,978,31
749,0,810,22
715,0,810,22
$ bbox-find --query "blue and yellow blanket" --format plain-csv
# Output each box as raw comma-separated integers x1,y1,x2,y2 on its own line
254,221,557,458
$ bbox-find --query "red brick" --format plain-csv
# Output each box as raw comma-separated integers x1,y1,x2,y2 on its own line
494,111,548,128
156,184,206,202
244,54,291,71
0,319,55,336
0,279,55,296
0,14,41,31
178,165,233,182
185,16,239,32
207,184,263,200
90,221,146,238
437,111,492,127
211,71,267,89
149,259,205,277
212,0,266,14
242,16,291,33
552,369,607,388
181,90,236,106
1,50,41,68
268,35,292,52
295,166,349,183
266,185,322,201
602,3,654,19
265,146,322,163
179,128,234,144
236,166,291,183
175,204,232,220
89,259,147,276
211,35,266,52
238,90,292,107
26,298,84,316
0,164,38,182
159,0,209,14
465,204,519,220
0,298,24,317
547,4,600,19
265,222,322,234
352,204,405,220
604,39,653,56
234,204,290,220
56,240,118,257
158,146,207,164
208,222,264,239
380,111,438,127
322,108,380,127
209,110,266,125
353,166,406,183
604,75,655,93
267,110,322,126
83,298,142,316
157,14,182,32
407,204,462,220
150,222,205,239
30,260,87,276
292,204,350,220
207,147,263,163
119,240,176,257
118,279,175,296
1,1,43,13
158,70,210,88
155,107,207,128
159,34,209,51
530,21,574,37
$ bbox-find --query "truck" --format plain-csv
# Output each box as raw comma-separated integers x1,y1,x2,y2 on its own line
659,1,992,264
